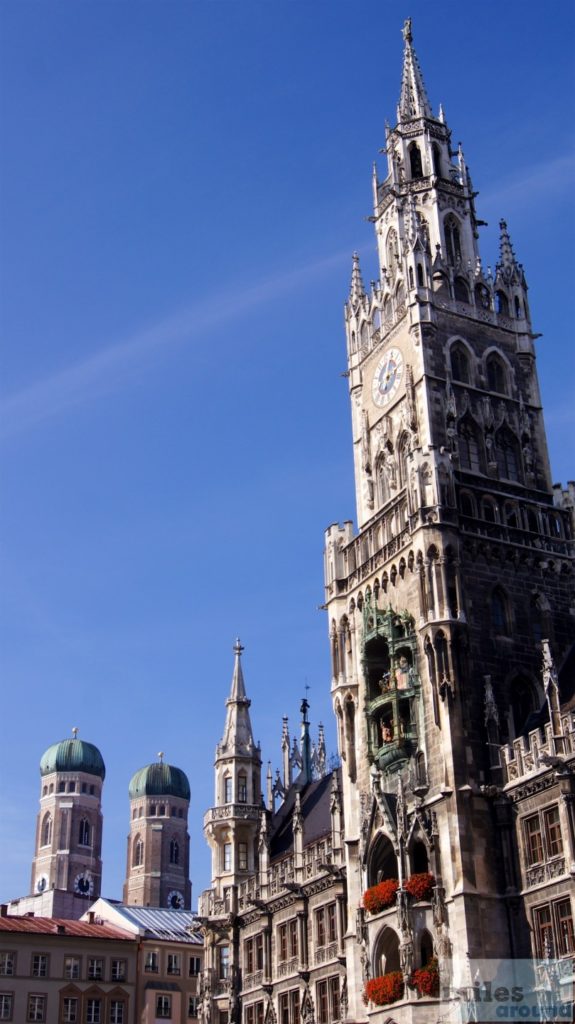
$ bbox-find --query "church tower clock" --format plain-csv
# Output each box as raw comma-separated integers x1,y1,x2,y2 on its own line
324,19,574,1022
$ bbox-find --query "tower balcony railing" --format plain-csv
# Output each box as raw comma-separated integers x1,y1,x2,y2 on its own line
458,512,573,558
203,803,261,827
500,713,575,784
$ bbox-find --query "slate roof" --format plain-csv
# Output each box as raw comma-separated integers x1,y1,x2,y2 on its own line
105,905,202,944
270,768,340,860
0,916,133,941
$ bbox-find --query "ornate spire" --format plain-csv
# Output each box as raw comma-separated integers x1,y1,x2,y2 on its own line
398,19,432,123
219,638,256,755
349,251,366,305
497,219,518,271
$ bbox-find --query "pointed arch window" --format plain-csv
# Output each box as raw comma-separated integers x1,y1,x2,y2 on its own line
450,342,470,383
495,428,520,481
454,277,469,303
133,835,144,867
444,216,462,266
510,675,538,738
169,838,179,865
409,142,423,179
496,290,509,315
458,418,481,473
224,776,232,804
486,353,508,394
432,143,442,177
238,774,247,803
78,818,91,846
41,812,52,847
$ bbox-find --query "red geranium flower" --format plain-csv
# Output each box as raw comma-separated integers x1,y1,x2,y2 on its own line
404,872,435,901
362,878,399,914
364,972,404,1006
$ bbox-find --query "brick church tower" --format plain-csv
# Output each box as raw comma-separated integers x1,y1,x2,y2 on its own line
323,18,574,1022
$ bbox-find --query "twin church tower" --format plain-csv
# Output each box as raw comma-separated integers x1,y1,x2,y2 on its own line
24,733,191,918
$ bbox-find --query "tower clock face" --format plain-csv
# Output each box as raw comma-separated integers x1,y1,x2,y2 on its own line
372,347,404,407
167,889,184,909
74,872,93,897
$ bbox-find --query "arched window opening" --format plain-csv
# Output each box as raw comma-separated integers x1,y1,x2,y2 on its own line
368,834,398,887
514,296,522,318
411,839,429,874
170,838,179,865
432,272,450,299
420,930,434,968
417,263,424,287
409,143,423,179
78,818,90,846
505,502,520,529
444,217,462,266
434,631,449,681
481,499,498,524
458,418,481,473
496,290,509,315
238,774,247,803
459,491,476,518
450,343,470,384
486,354,507,394
364,636,391,701
475,283,490,309
374,927,401,977
454,277,470,303
41,813,52,847
133,835,144,867
159,804,165,816
510,676,539,739
526,508,539,534
495,428,520,482
42,786,47,797
491,588,509,635
432,143,442,176
344,696,357,783
408,266,414,289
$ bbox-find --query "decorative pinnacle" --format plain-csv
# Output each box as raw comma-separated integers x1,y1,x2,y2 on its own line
233,637,244,656
71,726,79,738
157,751,164,763
498,219,517,268
349,251,366,304
398,17,432,122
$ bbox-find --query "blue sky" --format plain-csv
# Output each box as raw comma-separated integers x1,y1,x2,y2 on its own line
1,0,574,906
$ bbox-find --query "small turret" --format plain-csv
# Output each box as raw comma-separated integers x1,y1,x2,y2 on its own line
349,251,366,306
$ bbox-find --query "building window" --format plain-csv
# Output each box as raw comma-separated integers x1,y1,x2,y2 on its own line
87,959,103,981
78,819,91,846
109,1001,124,1024
223,843,232,871
156,995,172,1019
61,998,78,1023
187,997,198,1019
533,899,574,957
316,977,340,1024
0,957,14,978
133,835,144,867
495,428,520,481
188,956,201,977
238,843,248,871
86,1000,101,1024
255,934,264,971
289,919,298,959
27,996,46,1023
486,353,507,394
159,804,165,816
444,216,462,266
110,959,126,982
245,1005,264,1024
150,804,157,816
238,775,247,802
41,813,52,847
144,951,159,973
316,908,326,948
219,946,230,980
0,994,13,1021
32,955,48,978
59,782,66,793
458,419,481,472
278,924,288,963
524,806,563,866
64,957,81,980
167,954,181,976
245,937,254,975
224,777,232,803
327,903,337,944
68,782,76,793
169,838,179,865
491,588,509,636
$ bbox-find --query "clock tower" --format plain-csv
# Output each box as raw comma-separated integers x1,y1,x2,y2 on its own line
324,19,575,1021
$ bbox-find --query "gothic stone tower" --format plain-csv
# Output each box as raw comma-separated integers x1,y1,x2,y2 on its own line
30,732,105,918
201,640,263,1024
123,756,192,909
324,19,574,1021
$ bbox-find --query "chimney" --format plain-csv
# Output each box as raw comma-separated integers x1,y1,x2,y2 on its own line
0,905,8,918
87,911,96,924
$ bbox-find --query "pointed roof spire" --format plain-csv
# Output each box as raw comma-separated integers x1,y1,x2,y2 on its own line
349,251,366,304
497,219,517,270
219,638,257,756
398,18,432,123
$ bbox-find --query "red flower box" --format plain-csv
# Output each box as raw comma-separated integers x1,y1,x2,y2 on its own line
363,878,399,914
410,958,440,997
364,972,404,1006
404,872,435,901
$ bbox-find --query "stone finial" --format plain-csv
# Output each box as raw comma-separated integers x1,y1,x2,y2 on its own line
349,251,366,304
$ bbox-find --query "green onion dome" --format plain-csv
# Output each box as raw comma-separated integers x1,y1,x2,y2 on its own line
40,738,105,779
128,761,190,801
